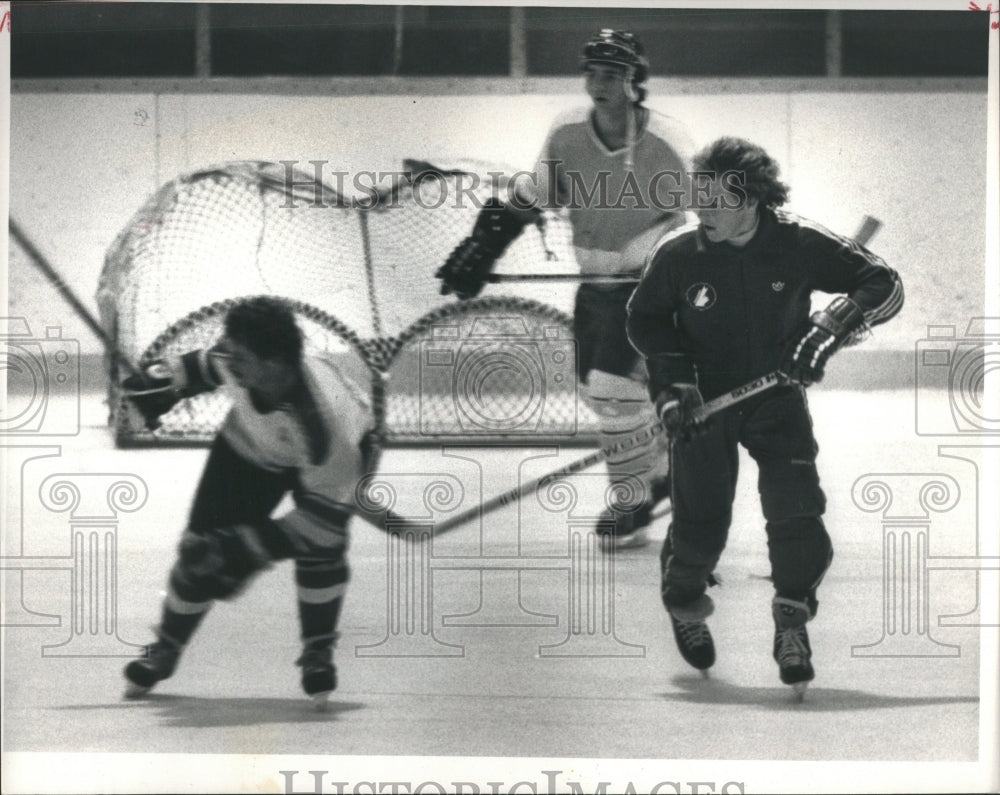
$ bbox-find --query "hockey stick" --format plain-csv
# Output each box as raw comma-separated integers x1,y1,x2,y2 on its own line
8,218,146,381
487,273,639,284
366,370,781,537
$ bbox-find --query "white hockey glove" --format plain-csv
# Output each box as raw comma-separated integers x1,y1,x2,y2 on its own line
781,296,867,386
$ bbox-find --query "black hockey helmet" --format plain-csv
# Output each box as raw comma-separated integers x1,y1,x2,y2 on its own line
580,29,649,85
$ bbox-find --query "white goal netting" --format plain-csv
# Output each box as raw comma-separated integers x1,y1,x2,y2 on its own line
98,160,596,445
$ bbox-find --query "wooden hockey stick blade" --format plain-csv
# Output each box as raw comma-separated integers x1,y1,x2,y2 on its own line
486,273,640,283
854,215,882,246
369,370,781,537
8,217,146,381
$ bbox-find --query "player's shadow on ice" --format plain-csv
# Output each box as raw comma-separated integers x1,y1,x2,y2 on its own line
58,694,364,727
661,675,978,712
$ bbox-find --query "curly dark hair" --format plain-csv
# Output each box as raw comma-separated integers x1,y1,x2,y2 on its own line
692,137,790,209
224,296,303,364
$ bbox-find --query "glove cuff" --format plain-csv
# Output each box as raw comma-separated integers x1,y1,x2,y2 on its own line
812,296,866,340
472,198,536,256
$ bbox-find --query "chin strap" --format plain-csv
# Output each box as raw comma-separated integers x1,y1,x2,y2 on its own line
623,66,638,170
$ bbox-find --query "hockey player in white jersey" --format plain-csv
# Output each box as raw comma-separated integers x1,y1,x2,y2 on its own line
121,296,375,707
437,29,695,549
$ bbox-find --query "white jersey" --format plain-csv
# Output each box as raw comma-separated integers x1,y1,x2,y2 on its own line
532,106,695,277
217,353,372,508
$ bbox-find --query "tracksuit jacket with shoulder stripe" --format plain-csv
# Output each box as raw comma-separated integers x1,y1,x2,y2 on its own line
626,208,904,401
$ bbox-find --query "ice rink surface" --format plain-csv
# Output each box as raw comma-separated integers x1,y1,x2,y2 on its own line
2,387,997,793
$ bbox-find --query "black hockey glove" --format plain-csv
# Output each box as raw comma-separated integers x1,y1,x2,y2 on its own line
121,360,185,431
655,384,707,441
436,198,535,299
781,296,867,387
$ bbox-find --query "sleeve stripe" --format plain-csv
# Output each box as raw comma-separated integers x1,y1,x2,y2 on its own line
644,219,699,273
780,210,904,328
864,271,905,327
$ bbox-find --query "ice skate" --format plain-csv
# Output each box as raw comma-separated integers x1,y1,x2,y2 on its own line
772,597,815,700
595,475,670,550
667,593,715,674
123,638,181,698
297,647,336,710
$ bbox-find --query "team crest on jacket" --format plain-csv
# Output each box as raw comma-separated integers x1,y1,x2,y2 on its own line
685,282,717,311
772,281,786,292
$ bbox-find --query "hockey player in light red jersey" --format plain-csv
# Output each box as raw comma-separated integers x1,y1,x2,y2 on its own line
121,296,376,708
437,29,695,549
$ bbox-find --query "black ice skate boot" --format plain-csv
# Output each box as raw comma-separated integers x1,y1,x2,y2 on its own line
667,593,716,675
123,634,183,698
296,645,337,710
772,597,815,700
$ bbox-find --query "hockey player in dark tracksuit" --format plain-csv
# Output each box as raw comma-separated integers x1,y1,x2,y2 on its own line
626,137,903,695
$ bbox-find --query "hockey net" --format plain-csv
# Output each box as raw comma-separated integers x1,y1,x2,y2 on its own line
98,160,594,445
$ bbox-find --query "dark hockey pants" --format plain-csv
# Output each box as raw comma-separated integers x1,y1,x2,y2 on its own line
158,436,349,654
660,386,833,613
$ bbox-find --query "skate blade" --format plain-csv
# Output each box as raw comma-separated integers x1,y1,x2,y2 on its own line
607,528,651,551
791,682,808,702
123,682,152,700
310,691,333,711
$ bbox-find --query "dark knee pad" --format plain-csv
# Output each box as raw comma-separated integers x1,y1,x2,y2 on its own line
659,529,720,610
176,525,273,600
758,459,826,523
767,518,833,604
